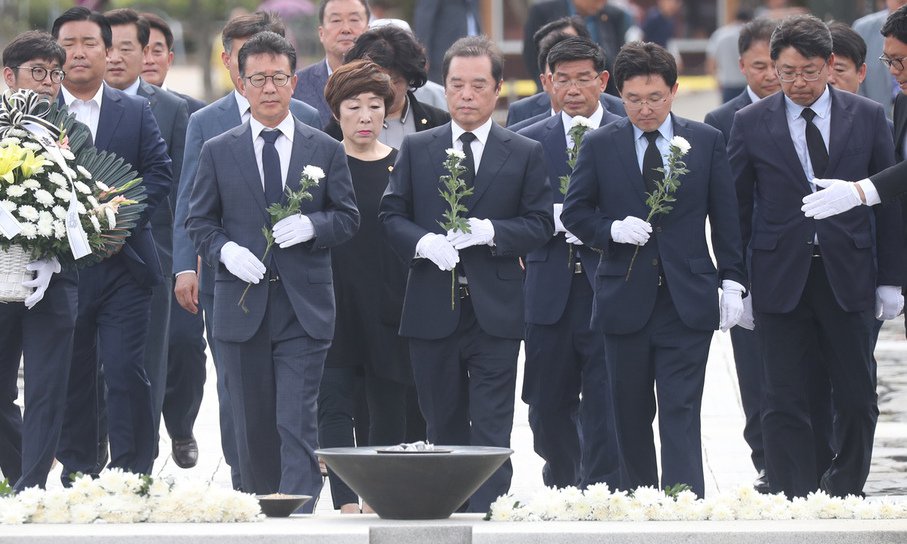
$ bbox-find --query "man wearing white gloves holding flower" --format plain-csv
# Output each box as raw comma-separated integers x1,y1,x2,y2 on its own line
187,32,358,509
562,41,746,499
380,36,552,512
0,31,77,491
517,36,621,490
728,15,903,499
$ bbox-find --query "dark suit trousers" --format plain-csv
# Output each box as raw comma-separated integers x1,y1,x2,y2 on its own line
0,275,77,489
603,284,712,498
162,293,207,440
409,295,520,513
217,280,327,512
57,255,155,477
146,275,172,457
757,257,877,498
523,273,619,489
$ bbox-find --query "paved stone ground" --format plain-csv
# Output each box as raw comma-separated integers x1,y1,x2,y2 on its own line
10,83,907,509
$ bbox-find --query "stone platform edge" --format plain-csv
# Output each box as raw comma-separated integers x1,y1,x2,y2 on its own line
4,514,907,544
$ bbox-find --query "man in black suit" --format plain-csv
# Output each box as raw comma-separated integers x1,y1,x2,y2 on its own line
523,0,629,96
104,8,190,469
562,41,746,498
380,36,553,511
703,17,780,493
0,31,78,490
137,10,207,468
414,0,482,84
517,36,620,489
53,6,173,479
730,15,903,498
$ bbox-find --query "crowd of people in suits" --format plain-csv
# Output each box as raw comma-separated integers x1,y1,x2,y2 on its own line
2,0,907,516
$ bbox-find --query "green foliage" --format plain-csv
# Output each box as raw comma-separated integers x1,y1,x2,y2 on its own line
0,478,12,497
437,152,474,310
664,483,692,499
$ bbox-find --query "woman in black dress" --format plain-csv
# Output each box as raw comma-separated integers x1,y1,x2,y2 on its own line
319,60,409,513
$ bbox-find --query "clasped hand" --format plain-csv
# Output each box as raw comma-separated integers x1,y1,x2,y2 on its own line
220,241,265,284
610,216,652,245
553,203,583,245
273,213,315,248
447,217,495,250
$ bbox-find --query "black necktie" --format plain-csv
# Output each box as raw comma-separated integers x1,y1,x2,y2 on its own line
642,131,662,194
459,132,477,186
261,130,282,205
801,107,828,178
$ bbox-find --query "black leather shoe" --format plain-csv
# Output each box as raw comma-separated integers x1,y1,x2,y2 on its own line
753,469,770,494
172,436,199,469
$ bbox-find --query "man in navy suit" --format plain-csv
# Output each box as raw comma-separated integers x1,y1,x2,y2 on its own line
187,31,358,507
292,0,370,127
140,12,206,114
703,17,780,493
52,6,172,479
104,8,190,469
517,36,620,489
729,15,903,498
0,31,79,490
562,41,747,498
380,36,553,511
171,11,320,489
414,0,482,84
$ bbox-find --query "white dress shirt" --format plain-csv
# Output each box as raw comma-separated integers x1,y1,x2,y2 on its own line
632,113,675,174
746,86,765,105
561,103,604,148
120,78,141,96
451,117,493,175
234,90,251,124
60,84,104,141
784,85,831,183
250,113,295,190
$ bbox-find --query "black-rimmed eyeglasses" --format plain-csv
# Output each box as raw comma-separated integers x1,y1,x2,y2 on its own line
244,73,291,88
879,55,907,72
12,66,65,84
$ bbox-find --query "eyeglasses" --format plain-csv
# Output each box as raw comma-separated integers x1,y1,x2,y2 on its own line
12,66,65,84
776,62,826,83
552,77,600,90
879,54,907,72
244,72,291,88
621,95,670,112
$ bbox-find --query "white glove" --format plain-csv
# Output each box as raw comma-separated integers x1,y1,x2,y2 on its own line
610,216,651,245
719,279,746,332
447,218,495,250
273,214,315,248
415,233,459,271
553,203,566,233
220,241,266,284
875,285,904,321
565,232,583,245
22,257,61,309
737,294,755,331
801,178,863,219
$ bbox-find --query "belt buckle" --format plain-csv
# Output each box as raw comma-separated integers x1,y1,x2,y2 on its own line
459,284,470,299
269,272,280,282
573,261,583,275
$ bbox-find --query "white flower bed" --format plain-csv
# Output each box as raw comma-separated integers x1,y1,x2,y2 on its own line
487,484,907,522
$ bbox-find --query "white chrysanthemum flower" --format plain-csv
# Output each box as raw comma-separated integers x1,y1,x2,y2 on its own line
68,502,99,524
445,148,466,160
0,497,29,524
96,494,148,523
76,201,87,215
0,199,15,212
53,220,66,239
97,467,145,495
73,181,91,195
104,206,116,229
36,220,54,238
670,135,691,155
0,137,21,146
38,489,73,524
632,485,666,507
34,189,54,206
51,205,67,220
49,172,68,187
21,179,40,190
89,214,101,232
302,165,325,181
77,165,92,179
489,495,519,521
571,115,596,130
95,180,110,192
60,148,75,161
7,185,26,198
54,187,71,201
21,141,42,151
17,205,39,222
709,503,736,521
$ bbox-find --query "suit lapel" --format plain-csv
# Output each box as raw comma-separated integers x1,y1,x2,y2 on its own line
94,86,123,151
466,123,510,209
825,87,850,175
138,81,157,109
895,94,907,159
286,120,318,207
429,125,453,189
763,93,810,189
542,115,569,186
218,93,243,134
614,119,647,205
229,123,269,218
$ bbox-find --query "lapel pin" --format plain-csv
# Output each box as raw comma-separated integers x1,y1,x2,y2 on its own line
421,118,428,125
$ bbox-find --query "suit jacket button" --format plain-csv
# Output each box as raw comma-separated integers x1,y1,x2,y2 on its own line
652,258,659,266
655,226,662,233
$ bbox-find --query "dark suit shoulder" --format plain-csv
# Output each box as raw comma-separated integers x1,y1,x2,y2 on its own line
173,91,206,114
509,112,550,133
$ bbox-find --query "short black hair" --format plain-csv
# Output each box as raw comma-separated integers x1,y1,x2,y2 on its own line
222,11,286,54
52,7,112,49
828,21,866,68
532,16,590,48
318,0,370,25
104,8,150,48
237,31,297,76
547,36,607,74
442,35,504,85
537,31,572,74
343,24,428,90
612,41,677,92
3,30,66,69
738,18,777,56
881,4,907,44
142,12,174,51
769,14,832,61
